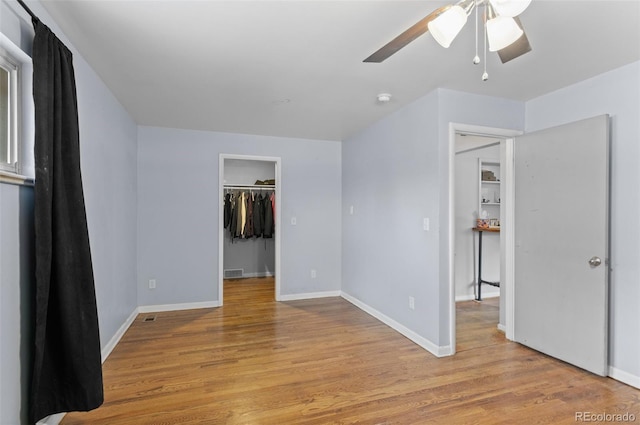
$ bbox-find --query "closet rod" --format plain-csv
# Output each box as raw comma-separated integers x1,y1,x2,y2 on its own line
224,185,275,190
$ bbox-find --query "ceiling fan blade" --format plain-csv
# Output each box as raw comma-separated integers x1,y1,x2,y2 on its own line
364,5,450,63
497,17,532,63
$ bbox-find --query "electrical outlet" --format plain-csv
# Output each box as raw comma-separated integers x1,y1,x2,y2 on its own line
409,296,415,310
349,205,354,215
149,279,156,289
423,217,430,231
291,217,297,225
311,269,317,279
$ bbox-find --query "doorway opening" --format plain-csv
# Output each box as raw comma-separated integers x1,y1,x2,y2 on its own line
218,154,282,305
453,133,502,352
447,123,521,355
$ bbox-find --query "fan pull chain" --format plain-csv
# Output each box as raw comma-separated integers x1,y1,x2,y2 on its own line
482,6,489,81
473,0,480,65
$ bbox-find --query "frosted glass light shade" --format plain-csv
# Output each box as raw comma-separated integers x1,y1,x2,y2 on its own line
486,15,523,51
428,6,468,48
489,0,532,17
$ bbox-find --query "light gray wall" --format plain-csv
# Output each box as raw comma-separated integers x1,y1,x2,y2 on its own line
137,126,341,306
342,89,524,349
455,144,501,300
525,60,640,382
0,184,34,424
223,234,275,277
0,1,138,423
342,91,442,344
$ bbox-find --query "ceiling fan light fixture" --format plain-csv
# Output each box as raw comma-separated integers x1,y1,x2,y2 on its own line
488,0,532,18
428,4,470,48
486,15,523,51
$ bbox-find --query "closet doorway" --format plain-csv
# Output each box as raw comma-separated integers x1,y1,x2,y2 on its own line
447,123,521,355
453,134,503,352
218,154,281,305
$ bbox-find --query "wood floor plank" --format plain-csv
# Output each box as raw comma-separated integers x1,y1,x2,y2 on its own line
61,278,640,424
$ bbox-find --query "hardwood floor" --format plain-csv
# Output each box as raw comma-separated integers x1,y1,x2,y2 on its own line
62,278,639,424
456,297,502,353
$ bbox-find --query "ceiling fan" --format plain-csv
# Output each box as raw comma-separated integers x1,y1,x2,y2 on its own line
364,0,532,77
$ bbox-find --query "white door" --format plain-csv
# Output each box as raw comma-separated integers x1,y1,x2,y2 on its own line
514,115,609,376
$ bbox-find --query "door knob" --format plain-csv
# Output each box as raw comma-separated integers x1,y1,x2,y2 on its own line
588,256,602,267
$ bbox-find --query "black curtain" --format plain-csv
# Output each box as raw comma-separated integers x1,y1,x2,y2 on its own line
30,18,103,423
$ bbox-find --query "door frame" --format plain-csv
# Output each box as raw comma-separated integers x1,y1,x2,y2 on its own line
218,154,282,304
447,123,522,354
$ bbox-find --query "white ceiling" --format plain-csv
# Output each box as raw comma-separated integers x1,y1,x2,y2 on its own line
40,1,640,142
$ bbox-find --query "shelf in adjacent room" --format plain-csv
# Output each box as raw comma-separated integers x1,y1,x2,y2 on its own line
478,159,501,220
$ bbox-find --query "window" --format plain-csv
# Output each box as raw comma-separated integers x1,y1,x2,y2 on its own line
0,52,18,174
0,33,34,184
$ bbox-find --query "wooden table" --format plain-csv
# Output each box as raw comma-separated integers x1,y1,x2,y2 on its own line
472,227,500,301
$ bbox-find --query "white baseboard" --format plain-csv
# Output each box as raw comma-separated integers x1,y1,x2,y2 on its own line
340,292,450,358
138,300,220,313
278,290,341,301
36,412,66,425
497,323,506,333
609,366,640,389
101,308,138,363
241,271,274,279
455,292,500,302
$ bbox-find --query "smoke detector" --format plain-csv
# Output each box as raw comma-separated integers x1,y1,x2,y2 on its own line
377,93,392,103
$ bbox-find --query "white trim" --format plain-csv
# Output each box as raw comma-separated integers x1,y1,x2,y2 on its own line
0,32,35,180
101,308,137,363
0,41,20,175
502,138,516,341
0,170,33,186
219,154,282,305
447,126,457,355
497,323,506,333
36,412,66,425
608,366,640,389
341,292,451,358
448,123,522,357
218,155,225,304
278,290,341,301
138,301,220,313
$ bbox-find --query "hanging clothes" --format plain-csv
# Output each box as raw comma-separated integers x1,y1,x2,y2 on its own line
235,192,243,237
253,193,264,237
245,192,254,238
270,191,276,223
223,188,275,240
240,191,249,237
224,192,232,229
229,192,238,238
263,191,274,238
